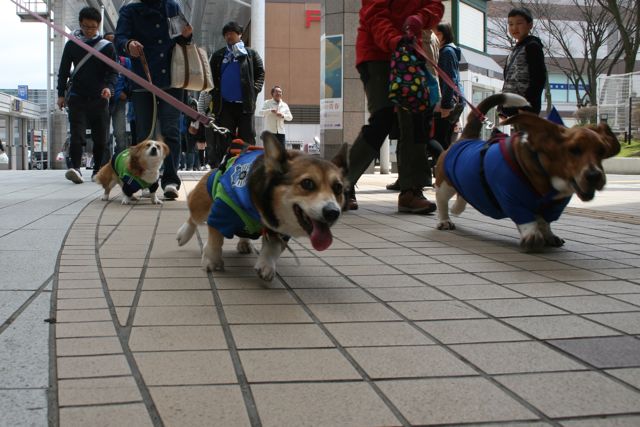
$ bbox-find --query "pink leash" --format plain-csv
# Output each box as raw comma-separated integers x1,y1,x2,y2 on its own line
11,0,229,134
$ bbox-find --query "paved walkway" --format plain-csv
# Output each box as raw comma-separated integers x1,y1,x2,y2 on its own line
1,170,640,427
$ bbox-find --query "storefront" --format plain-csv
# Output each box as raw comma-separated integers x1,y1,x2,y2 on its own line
0,92,41,170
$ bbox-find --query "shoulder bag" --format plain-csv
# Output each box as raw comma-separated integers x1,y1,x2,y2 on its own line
170,43,214,91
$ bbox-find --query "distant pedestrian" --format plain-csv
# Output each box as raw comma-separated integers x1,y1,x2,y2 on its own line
208,21,264,165
501,7,547,116
57,7,117,184
260,85,292,147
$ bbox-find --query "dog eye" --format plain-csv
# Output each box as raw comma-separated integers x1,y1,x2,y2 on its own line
300,178,316,191
569,146,582,156
332,182,344,195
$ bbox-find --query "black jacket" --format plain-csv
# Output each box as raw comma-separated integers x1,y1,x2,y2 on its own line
502,35,547,114
209,47,265,115
57,37,117,99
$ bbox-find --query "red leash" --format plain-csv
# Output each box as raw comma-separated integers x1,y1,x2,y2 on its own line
11,0,229,135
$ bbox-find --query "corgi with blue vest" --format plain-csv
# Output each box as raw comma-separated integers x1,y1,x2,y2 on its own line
177,131,348,281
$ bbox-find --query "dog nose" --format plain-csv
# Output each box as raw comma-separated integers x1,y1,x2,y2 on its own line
322,205,340,223
585,168,602,186
150,146,158,156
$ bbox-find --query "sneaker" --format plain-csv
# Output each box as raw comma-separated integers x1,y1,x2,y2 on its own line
163,184,179,200
398,188,436,214
65,168,83,184
385,180,400,191
345,188,358,211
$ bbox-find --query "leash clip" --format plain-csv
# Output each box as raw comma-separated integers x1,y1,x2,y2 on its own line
483,118,495,130
204,117,231,135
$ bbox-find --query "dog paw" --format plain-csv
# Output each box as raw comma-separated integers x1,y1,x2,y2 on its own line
437,220,456,230
101,194,109,201
121,197,130,205
254,260,276,282
151,194,163,205
520,232,546,252
202,254,224,272
237,239,253,254
545,234,565,247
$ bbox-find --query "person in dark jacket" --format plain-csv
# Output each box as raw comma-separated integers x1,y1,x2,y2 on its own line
433,22,463,151
501,7,547,116
114,0,192,200
57,7,117,184
345,0,444,213
104,32,132,157
208,21,265,166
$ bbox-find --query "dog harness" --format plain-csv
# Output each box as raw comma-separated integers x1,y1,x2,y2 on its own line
206,149,264,239
443,133,571,224
111,149,159,197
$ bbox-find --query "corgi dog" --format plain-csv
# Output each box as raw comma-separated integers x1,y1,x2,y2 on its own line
434,93,620,251
95,140,169,205
176,131,348,281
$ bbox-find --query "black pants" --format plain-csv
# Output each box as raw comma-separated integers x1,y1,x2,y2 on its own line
67,96,109,171
208,101,256,167
274,133,286,147
433,113,455,151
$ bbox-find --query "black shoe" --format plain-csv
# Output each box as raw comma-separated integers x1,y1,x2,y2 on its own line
345,188,358,211
386,180,400,191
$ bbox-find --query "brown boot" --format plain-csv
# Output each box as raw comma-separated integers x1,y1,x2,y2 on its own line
345,188,358,211
398,188,436,214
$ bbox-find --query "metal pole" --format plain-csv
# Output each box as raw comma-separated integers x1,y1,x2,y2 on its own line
46,1,52,169
628,96,632,145
100,5,105,35
252,0,266,140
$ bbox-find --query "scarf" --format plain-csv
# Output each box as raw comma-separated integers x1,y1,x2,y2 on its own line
73,29,101,44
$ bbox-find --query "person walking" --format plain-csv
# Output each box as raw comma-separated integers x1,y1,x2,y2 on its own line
103,31,132,157
208,21,265,166
114,0,193,200
346,0,444,212
260,85,293,147
432,22,463,151
57,7,117,184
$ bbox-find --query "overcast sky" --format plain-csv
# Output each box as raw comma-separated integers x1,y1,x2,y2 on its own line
0,1,48,89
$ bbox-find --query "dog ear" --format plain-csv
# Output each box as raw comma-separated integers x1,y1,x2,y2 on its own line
500,113,565,151
331,143,349,176
261,131,287,174
128,143,144,176
591,123,621,158
159,141,170,159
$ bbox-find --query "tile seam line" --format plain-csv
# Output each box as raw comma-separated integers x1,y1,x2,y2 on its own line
193,208,264,427
0,182,100,211
0,275,53,336
94,198,165,427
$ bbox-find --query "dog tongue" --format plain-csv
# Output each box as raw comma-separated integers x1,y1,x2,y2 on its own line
309,220,333,251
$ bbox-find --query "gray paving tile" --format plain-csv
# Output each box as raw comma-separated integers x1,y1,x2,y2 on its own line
505,282,594,297
497,372,640,418
348,345,476,379
59,403,153,427
451,341,585,374
377,377,536,425
308,303,400,322
349,274,426,288
326,322,433,347
414,272,491,286
469,298,567,317
561,416,640,426
584,312,640,334
504,315,621,339
390,300,486,320
548,336,640,368
367,286,451,301
135,350,237,385
293,288,375,304
478,271,556,284
0,388,48,427
442,284,524,300
540,295,640,314
251,382,399,426
231,324,333,349
568,280,640,294
240,349,360,382
606,368,640,389
416,319,528,344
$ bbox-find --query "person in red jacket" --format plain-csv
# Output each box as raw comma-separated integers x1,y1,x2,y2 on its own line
345,0,444,213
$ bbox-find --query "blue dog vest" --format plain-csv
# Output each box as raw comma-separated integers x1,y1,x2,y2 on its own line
206,149,264,239
444,134,571,225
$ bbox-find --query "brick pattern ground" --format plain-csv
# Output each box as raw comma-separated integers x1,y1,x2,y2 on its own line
43,173,640,427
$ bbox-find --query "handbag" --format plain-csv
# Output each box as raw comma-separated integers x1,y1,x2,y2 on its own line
170,43,214,91
388,37,437,113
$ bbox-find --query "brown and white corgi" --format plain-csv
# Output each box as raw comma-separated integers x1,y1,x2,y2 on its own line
176,131,348,281
95,140,169,205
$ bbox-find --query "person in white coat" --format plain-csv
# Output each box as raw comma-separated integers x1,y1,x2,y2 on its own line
260,86,293,147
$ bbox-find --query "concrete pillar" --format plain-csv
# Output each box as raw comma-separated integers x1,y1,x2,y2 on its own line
320,1,364,162
252,0,266,139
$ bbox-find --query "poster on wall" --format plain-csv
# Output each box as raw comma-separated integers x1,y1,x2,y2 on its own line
320,34,343,130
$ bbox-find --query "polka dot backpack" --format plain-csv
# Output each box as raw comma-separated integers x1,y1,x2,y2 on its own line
388,38,438,113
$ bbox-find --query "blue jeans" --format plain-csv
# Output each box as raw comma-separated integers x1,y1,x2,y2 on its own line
132,88,183,189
